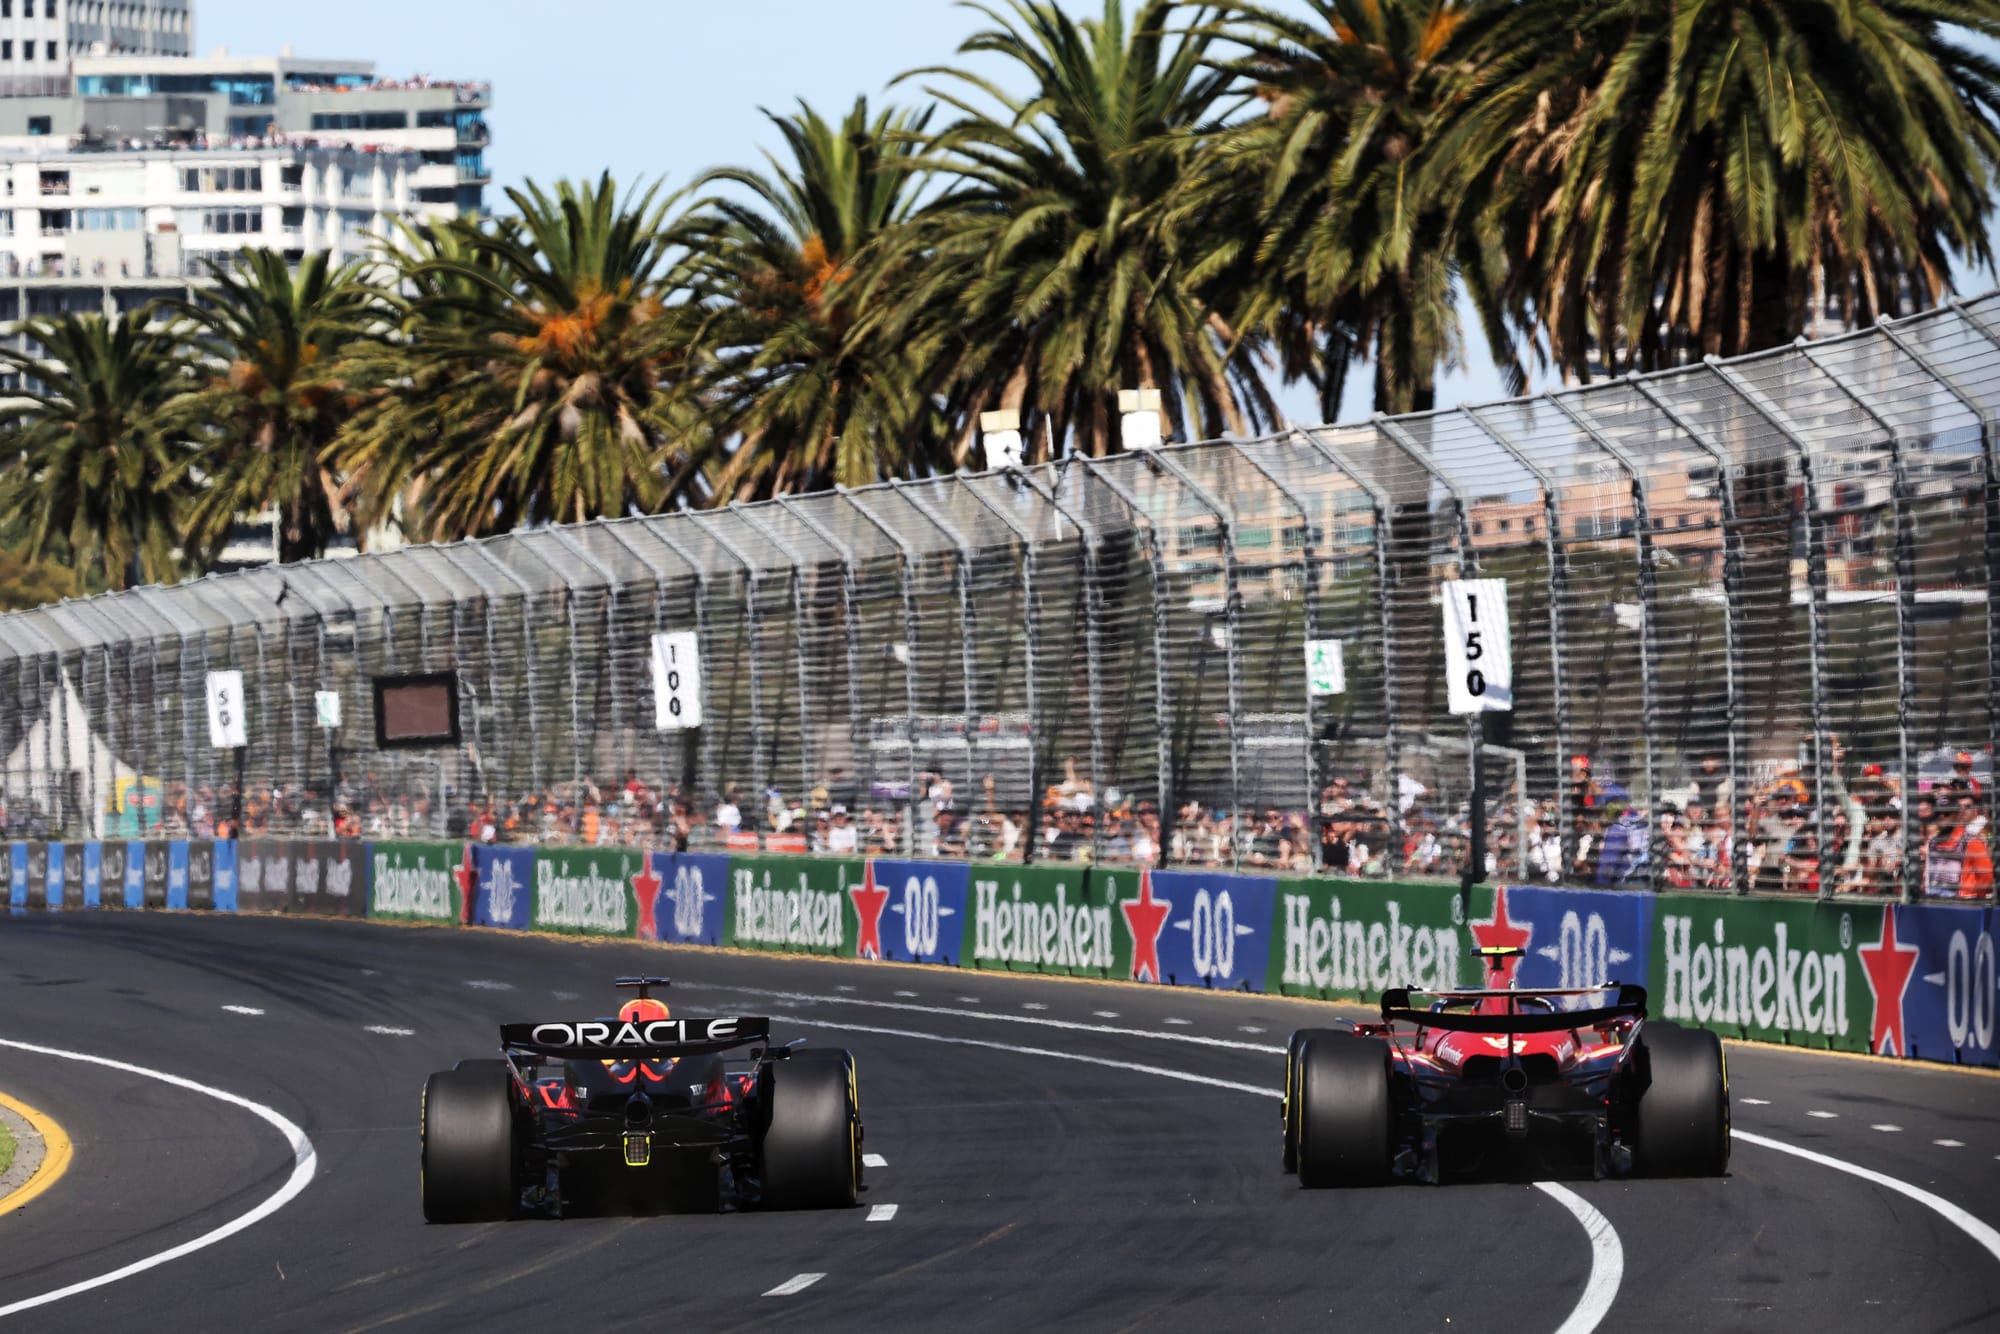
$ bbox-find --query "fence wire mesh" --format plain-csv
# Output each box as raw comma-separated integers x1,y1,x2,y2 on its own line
4,298,1999,902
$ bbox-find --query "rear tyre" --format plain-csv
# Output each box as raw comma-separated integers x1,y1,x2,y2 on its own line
1630,1022,1730,1176
421,1067,519,1222
1295,1034,1393,1188
760,1050,860,1210
1283,1028,1345,1174
453,1058,510,1075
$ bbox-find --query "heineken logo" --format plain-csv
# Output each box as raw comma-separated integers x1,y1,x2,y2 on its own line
372,853,455,919
1660,914,1848,1037
733,868,845,950
973,877,1111,970
1280,893,1462,994
537,859,631,933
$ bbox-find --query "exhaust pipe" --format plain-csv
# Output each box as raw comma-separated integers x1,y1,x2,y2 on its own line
1500,1066,1529,1095
624,1094,653,1129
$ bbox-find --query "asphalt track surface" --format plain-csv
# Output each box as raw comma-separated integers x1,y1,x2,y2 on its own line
2,913,1998,1332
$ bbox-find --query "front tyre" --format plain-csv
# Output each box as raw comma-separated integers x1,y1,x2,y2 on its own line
1630,1022,1730,1177
421,1067,520,1223
1295,1033,1393,1188
759,1050,860,1210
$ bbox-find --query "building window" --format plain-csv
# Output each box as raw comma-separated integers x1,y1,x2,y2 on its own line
2,41,12,59
23,44,33,62
279,163,303,188
280,205,303,228
39,209,68,234
310,111,409,132
44,0,55,17
1,3,11,19
45,42,54,60
27,116,48,135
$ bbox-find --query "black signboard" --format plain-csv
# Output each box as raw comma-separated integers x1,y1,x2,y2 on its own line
100,840,128,908
61,842,85,907
24,841,46,909
187,840,214,912
142,840,171,909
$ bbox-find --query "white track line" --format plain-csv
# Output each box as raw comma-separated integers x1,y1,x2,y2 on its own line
464,980,513,991
1740,1098,1770,1106
1807,1110,1838,1119
696,984,1284,1054
220,1005,263,1016
863,1153,888,1169
867,1203,898,1222
763,1273,825,1296
1936,1139,1966,1148
765,1011,1276,1099
0,1036,317,1320
364,1025,414,1037
1873,1124,1904,1133
1534,1183,1624,1334
1734,1129,2000,1264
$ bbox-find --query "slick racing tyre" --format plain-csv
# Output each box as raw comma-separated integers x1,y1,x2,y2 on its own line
421,1066,520,1223
760,1049,861,1210
1630,1021,1731,1177
1295,1033,1393,1188
1283,1028,1346,1174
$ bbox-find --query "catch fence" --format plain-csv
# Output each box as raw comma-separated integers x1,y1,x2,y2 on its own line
4,296,2000,903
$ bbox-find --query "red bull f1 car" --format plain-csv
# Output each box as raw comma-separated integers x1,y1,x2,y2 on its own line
420,977,862,1220
1283,948,1729,1185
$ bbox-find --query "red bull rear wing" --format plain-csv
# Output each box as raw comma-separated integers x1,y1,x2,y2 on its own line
500,1015,771,1060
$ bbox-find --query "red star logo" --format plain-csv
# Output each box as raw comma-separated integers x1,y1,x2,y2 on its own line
1120,870,1172,982
849,860,891,960
1858,906,1920,1056
455,844,478,926
1469,885,1533,987
631,855,662,941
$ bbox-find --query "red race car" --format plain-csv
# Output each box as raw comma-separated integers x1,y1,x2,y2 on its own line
1284,947,1729,1185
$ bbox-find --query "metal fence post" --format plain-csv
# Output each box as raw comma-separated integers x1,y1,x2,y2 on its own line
1463,407,1571,885
892,481,980,855
1300,431,1405,875
961,479,1049,866
1234,440,1326,865
1949,300,2000,879
1616,383,1753,895
838,487,927,858
733,508,819,812
1378,415,1484,884
642,520,723,828
1564,389,1669,892
686,514,769,848
1153,451,1248,870
776,496,868,824
1022,469,1109,864
546,528,627,822
1802,334,1926,900
1709,359,1839,897
1075,457,1178,865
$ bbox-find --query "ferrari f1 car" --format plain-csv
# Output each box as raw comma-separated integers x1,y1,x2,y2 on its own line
420,977,862,1221
1282,948,1729,1185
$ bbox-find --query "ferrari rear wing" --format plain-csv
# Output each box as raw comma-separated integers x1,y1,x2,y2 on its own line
1379,984,1647,1034
500,1015,771,1059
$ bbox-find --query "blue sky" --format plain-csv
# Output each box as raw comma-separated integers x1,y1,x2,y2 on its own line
196,0,1994,429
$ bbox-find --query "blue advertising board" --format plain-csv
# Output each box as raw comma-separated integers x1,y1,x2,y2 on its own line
9,841,25,908
868,858,968,965
213,840,238,913
1146,869,1278,992
643,851,729,946
166,839,189,909
470,844,534,930
123,840,145,908
1474,884,1655,1000
82,841,101,907
1888,902,1997,1067
43,841,64,910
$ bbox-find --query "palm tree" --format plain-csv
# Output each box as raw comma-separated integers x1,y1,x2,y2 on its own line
877,0,1276,460
1430,0,2000,377
0,312,196,588
1218,0,1514,415
369,174,711,538
679,97,950,500
160,249,391,564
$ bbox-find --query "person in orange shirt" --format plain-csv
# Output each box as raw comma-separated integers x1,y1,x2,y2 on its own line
580,802,601,846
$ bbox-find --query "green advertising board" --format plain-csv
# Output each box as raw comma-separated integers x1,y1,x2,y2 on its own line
1267,877,1475,1001
726,855,865,955
1651,893,1868,1051
368,840,464,923
533,846,643,937
967,864,1110,976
